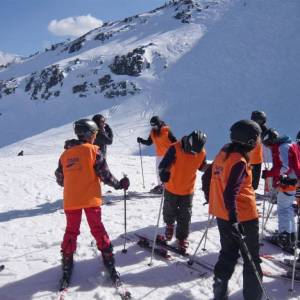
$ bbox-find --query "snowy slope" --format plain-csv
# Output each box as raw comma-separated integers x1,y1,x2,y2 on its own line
0,0,299,158
0,152,300,300
1,1,300,298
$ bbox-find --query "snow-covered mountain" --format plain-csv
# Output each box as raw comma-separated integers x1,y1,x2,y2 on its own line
1,1,300,299
0,0,299,157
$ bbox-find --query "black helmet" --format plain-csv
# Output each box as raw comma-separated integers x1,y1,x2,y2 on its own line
262,128,279,146
74,119,98,139
183,130,207,153
150,116,161,127
251,111,267,125
92,114,105,125
230,120,261,149
296,131,300,143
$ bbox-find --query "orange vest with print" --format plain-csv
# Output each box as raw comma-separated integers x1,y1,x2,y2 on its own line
165,142,206,196
150,126,172,157
60,143,102,210
209,150,258,222
249,142,263,165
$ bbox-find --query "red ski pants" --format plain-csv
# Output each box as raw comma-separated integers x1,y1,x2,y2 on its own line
61,207,111,254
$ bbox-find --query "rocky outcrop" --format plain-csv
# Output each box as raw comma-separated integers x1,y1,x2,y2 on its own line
25,65,64,100
0,79,17,99
110,47,150,76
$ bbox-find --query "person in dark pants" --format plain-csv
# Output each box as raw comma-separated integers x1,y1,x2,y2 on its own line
137,116,177,194
202,120,262,300
249,110,268,190
159,130,207,253
92,114,113,158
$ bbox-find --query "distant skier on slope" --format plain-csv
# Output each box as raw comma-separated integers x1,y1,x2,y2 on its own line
202,120,263,300
262,129,300,249
249,111,268,191
158,130,207,254
55,119,130,285
92,114,113,159
137,116,177,194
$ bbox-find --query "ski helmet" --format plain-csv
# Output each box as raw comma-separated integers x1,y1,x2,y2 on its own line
74,119,98,139
183,130,207,153
150,116,161,127
261,128,279,146
230,120,261,149
251,111,267,125
296,131,300,143
92,114,105,126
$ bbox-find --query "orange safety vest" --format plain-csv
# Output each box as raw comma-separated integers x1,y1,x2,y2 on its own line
60,143,102,210
249,142,263,165
209,150,258,222
150,126,172,157
165,142,206,195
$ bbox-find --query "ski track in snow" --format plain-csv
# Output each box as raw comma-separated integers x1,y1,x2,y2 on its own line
0,153,300,299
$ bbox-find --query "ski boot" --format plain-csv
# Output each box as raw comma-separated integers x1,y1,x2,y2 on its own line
213,277,229,300
278,231,293,248
165,224,175,241
177,239,189,255
60,252,74,290
102,244,120,282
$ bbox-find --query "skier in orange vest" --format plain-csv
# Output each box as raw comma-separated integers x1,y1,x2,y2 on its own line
158,130,207,253
55,119,130,283
202,120,262,300
137,116,176,194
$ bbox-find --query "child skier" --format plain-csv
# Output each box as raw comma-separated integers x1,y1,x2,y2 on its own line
137,116,177,194
158,130,207,253
202,120,262,300
55,119,130,284
92,114,113,158
262,129,300,249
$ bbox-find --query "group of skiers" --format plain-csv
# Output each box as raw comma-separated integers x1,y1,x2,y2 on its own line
55,111,300,299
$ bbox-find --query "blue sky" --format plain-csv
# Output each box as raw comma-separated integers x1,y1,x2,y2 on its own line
0,0,165,56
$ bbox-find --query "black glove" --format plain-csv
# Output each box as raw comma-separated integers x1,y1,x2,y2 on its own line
137,137,143,143
159,169,170,183
279,175,298,186
231,222,245,237
118,177,130,190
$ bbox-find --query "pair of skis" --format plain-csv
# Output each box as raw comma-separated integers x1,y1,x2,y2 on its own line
134,233,214,273
57,254,131,300
261,254,300,282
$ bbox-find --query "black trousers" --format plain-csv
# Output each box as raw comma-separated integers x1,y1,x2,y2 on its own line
214,218,262,300
251,164,262,190
163,189,193,240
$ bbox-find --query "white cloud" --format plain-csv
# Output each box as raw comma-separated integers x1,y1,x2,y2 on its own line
0,51,19,66
48,14,103,37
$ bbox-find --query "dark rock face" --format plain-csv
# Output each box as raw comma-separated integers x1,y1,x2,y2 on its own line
0,79,17,98
72,82,88,94
25,65,64,100
110,47,150,76
103,80,141,98
94,32,113,42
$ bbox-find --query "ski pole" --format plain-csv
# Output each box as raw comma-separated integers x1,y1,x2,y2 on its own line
260,177,269,242
122,175,128,254
138,142,145,189
234,225,271,300
188,215,214,265
262,201,275,232
148,187,165,266
202,214,212,251
289,202,300,294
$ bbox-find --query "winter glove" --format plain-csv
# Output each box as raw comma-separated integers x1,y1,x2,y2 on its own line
279,175,298,186
137,137,143,143
231,222,245,237
159,169,171,183
118,177,130,190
